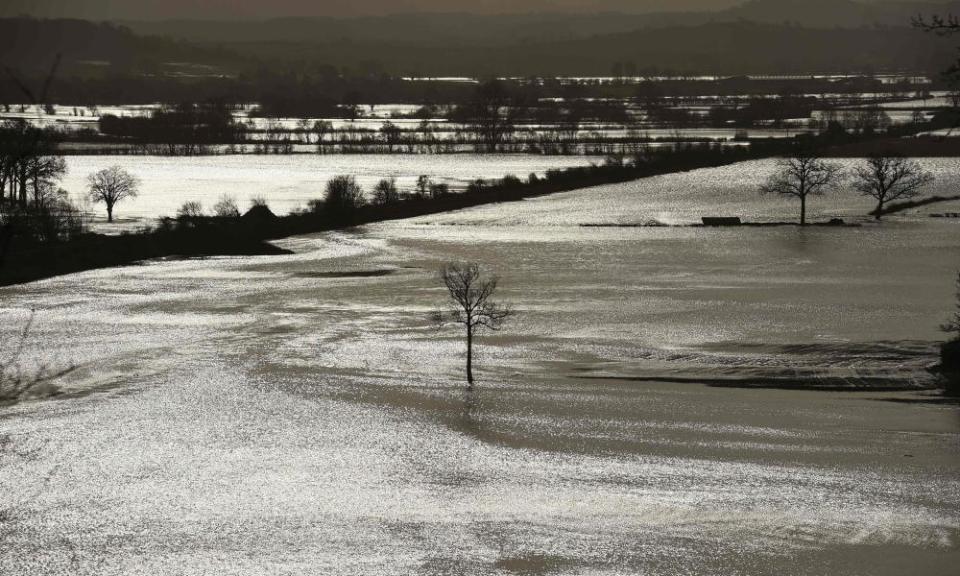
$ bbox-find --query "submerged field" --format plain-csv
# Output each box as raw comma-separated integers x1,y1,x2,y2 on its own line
58,154,602,225
1,158,959,574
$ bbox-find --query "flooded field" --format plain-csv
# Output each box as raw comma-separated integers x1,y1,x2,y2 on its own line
1,158,959,574
57,154,600,223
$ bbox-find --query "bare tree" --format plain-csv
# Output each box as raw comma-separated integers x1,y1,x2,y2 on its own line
313,120,334,153
372,178,400,206
380,121,403,152
436,262,512,388
914,14,960,34
760,152,843,225
470,80,515,153
176,201,204,219
87,166,139,222
26,155,66,207
415,175,432,199
323,175,366,217
852,155,934,219
212,194,241,217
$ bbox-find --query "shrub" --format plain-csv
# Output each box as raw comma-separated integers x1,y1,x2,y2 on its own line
466,178,487,194
372,178,400,205
0,195,86,244
429,182,450,199
500,175,522,189
177,201,204,219
415,175,432,199
324,175,365,215
306,198,325,213
212,195,241,217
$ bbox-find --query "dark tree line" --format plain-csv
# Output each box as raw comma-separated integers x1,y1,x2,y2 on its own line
0,122,65,209
99,101,244,154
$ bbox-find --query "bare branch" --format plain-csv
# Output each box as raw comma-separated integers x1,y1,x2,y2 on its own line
914,14,960,35
759,152,843,225
852,155,934,219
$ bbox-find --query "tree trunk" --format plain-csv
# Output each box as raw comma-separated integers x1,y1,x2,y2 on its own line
466,325,474,388
18,170,27,209
800,195,807,226
875,198,884,220
107,204,114,223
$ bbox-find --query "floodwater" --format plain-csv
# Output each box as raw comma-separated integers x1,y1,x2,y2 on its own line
57,154,600,222
1,158,959,575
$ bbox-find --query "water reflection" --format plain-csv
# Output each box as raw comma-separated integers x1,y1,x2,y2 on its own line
0,159,958,574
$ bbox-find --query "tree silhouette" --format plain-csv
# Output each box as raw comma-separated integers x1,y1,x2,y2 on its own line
212,195,241,217
87,166,140,223
436,262,512,389
323,175,365,217
471,80,515,153
372,178,400,205
760,152,843,225
852,155,934,219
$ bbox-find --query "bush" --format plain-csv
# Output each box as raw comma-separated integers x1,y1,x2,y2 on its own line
0,195,86,245
324,175,365,215
466,178,487,194
306,198,325,213
500,175,522,189
373,178,400,205
212,195,241,217
415,175,432,199
177,201,204,219
429,182,450,199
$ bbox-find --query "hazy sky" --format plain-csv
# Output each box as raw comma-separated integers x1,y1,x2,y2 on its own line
0,0,932,20
0,0,770,20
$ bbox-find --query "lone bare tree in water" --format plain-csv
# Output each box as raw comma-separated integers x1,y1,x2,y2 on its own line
87,166,139,223
436,262,512,389
760,152,843,226
852,155,934,220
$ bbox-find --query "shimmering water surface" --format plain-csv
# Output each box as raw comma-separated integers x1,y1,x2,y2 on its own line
1,159,959,575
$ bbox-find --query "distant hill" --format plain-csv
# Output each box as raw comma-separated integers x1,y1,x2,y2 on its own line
221,21,953,77
0,18,237,77
0,0,949,21
1,10,956,81
716,0,960,27
120,0,960,44
123,13,670,47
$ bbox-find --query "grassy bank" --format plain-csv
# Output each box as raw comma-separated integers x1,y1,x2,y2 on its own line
0,223,289,287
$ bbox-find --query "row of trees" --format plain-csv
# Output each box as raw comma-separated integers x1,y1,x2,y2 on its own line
0,123,141,254
0,123,66,209
761,153,935,225
61,75,934,157
0,122,82,248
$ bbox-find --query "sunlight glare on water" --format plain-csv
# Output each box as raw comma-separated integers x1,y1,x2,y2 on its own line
1,158,959,575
